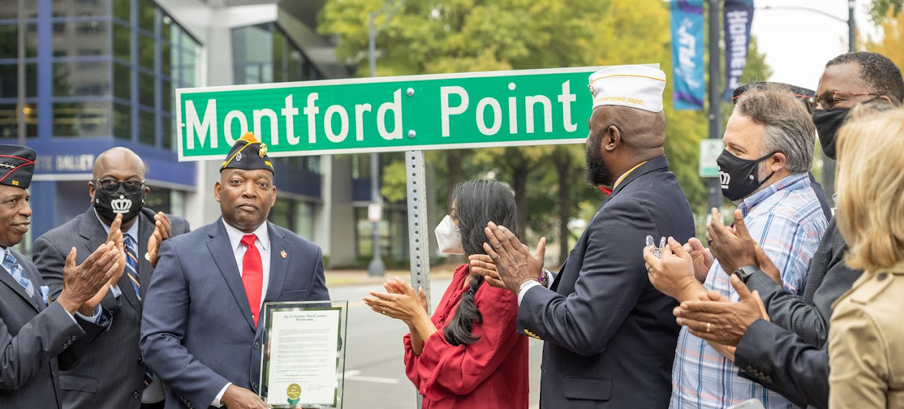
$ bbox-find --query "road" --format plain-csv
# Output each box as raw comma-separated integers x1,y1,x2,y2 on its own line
330,279,543,409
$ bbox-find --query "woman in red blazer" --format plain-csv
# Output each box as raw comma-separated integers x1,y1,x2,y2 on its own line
364,180,529,409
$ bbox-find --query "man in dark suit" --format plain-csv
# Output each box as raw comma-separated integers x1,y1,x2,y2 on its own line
672,52,904,409
0,144,122,408
471,66,696,408
34,147,190,409
141,133,330,409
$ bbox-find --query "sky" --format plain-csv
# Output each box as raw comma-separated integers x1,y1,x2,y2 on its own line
750,0,882,91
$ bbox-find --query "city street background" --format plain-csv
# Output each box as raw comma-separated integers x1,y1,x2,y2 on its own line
330,277,544,409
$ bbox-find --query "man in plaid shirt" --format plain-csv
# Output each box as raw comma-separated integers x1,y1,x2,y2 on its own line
645,86,828,408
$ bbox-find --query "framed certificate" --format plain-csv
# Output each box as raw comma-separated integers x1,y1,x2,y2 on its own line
259,301,348,409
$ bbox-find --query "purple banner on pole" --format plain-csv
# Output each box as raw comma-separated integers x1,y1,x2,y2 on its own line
723,0,755,101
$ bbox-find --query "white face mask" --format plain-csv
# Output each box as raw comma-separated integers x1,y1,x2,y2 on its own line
434,215,465,255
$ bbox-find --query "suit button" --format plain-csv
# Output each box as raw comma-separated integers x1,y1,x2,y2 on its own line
138,357,143,365
51,372,56,379
133,391,139,399
252,382,259,391
253,342,260,350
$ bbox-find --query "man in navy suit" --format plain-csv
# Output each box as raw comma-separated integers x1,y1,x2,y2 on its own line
471,65,696,408
140,133,330,409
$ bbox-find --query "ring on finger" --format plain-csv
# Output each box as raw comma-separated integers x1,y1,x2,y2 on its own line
382,308,386,315
705,322,711,333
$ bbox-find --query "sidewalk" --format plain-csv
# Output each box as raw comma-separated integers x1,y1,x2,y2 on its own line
324,264,460,287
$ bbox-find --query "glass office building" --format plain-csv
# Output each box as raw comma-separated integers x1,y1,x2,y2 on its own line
0,0,415,267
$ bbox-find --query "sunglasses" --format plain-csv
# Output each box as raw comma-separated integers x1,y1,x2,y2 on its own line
813,90,882,110
94,179,145,194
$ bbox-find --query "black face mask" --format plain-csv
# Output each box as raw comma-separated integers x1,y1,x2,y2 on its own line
812,108,850,160
94,186,144,223
717,149,777,202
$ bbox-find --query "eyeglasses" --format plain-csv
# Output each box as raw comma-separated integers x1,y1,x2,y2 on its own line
813,90,882,110
94,179,145,194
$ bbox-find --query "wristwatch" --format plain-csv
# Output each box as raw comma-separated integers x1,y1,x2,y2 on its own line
732,265,759,283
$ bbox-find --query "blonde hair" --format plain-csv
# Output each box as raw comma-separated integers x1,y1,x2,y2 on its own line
835,107,904,271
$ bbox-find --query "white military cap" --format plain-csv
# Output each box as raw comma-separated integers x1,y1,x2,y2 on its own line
588,65,667,113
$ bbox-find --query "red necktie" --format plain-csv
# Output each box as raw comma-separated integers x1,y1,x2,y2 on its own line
598,185,612,197
240,234,263,326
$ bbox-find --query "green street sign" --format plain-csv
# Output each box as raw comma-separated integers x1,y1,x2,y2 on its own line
176,66,613,161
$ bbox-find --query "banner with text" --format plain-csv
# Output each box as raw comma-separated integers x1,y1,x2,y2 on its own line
670,0,705,110
175,67,618,161
723,0,755,101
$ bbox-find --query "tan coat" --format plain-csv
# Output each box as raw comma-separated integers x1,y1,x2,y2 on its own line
829,261,904,409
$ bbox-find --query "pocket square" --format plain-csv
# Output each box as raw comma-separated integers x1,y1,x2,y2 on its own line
40,285,50,306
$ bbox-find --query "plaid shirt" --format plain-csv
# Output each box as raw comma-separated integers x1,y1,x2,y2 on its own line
670,173,829,409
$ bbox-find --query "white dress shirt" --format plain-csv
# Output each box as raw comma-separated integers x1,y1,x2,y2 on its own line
213,220,271,407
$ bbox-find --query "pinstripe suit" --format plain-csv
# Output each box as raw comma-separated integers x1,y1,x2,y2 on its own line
34,207,190,409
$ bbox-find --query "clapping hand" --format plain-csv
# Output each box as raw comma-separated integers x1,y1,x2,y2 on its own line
146,212,172,268
683,238,714,282
673,274,770,347
363,278,428,325
480,222,546,294
644,237,703,302
56,241,121,315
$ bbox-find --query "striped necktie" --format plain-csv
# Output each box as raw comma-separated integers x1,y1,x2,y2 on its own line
3,249,33,297
123,235,141,300
123,235,154,389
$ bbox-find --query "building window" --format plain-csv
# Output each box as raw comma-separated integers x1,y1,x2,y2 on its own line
231,23,322,86
0,0,202,142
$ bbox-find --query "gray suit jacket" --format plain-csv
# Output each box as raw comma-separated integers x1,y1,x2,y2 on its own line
140,219,330,409
745,218,862,347
0,250,104,409
34,207,190,409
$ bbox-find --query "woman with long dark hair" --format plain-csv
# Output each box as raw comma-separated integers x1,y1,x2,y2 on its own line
362,180,529,409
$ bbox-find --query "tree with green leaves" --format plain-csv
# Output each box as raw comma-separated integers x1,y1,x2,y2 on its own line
319,0,772,266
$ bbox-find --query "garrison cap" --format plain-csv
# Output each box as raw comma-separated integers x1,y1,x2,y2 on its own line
220,132,274,174
0,144,36,189
732,82,817,112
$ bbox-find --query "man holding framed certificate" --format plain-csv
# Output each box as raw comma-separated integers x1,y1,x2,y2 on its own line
140,133,332,409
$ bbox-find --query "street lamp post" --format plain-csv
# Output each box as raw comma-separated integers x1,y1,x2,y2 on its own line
367,12,385,278
706,0,723,212
759,1,857,204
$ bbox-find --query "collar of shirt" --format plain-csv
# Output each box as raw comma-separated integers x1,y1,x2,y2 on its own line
94,209,140,241
221,219,270,254
738,173,809,217
613,161,647,190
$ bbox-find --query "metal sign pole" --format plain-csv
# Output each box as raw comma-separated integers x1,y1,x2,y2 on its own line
405,149,431,409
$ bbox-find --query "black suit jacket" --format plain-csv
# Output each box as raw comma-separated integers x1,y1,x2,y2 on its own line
517,156,696,408
735,222,857,409
0,250,104,409
735,319,828,409
745,219,862,348
33,207,190,409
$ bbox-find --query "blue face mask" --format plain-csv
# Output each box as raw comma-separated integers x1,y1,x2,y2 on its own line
717,149,776,201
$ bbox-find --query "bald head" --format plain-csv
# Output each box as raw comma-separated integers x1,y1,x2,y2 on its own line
93,147,146,180
591,106,666,153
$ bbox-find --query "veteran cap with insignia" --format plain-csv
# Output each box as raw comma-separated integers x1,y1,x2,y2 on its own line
588,65,667,113
220,132,274,174
0,144,36,189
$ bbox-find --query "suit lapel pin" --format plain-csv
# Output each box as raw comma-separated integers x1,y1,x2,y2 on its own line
281,250,287,259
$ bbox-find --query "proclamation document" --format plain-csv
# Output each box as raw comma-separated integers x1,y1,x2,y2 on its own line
260,301,348,409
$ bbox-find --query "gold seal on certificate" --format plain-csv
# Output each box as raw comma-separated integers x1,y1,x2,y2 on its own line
259,301,348,409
